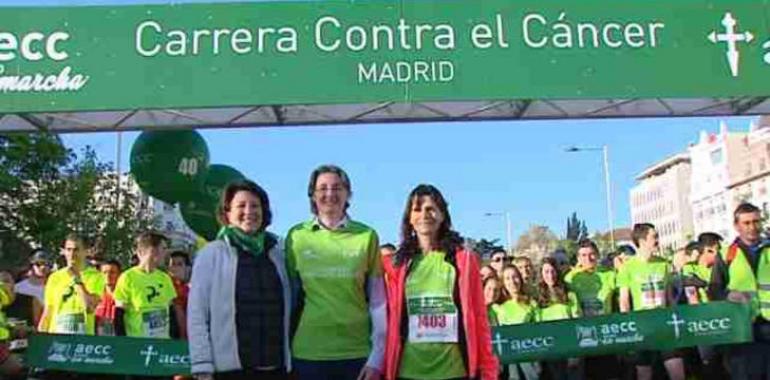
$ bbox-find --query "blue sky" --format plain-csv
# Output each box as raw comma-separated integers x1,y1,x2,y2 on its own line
59,116,757,245
3,0,760,245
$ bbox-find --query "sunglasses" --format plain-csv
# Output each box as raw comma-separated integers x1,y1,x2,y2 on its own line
492,257,511,263
32,262,50,267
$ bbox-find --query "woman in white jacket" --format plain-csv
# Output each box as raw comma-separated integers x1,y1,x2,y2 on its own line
188,180,292,380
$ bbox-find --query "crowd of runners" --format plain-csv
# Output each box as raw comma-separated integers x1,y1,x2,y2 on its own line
0,164,768,380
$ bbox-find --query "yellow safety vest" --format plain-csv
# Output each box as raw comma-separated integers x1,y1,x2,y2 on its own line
723,242,770,320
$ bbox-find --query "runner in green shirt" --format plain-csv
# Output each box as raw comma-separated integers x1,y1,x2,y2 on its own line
496,265,536,325
565,239,617,317
536,258,579,379
536,258,580,322
496,265,539,380
512,256,536,299
114,231,178,339
286,165,384,380
689,232,725,376
38,233,104,335
399,251,467,379
564,239,621,380
385,184,497,380
483,276,503,326
679,240,710,305
693,232,723,303
618,223,685,380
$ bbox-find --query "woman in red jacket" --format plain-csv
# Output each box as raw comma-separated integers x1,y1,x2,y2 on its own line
383,184,498,380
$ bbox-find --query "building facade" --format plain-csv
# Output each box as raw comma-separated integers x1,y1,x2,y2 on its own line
121,174,198,250
630,153,694,250
689,122,747,241
728,117,770,226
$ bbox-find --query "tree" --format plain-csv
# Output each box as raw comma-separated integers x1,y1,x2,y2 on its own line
561,212,589,264
591,231,615,257
0,132,157,267
515,225,558,263
565,212,588,242
466,238,504,260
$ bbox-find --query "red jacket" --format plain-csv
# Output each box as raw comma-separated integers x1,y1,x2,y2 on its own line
383,249,498,380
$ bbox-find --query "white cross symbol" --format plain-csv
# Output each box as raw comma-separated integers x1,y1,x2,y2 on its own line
490,332,509,354
666,313,686,339
708,12,754,77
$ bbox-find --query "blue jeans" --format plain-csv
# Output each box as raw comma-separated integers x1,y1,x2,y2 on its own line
293,358,367,380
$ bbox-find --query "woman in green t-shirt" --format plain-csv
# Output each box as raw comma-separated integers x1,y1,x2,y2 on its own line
536,258,580,380
286,165,385,380
483,276,503,327
495,265,539,380
382,184,498,380
497,265,536,325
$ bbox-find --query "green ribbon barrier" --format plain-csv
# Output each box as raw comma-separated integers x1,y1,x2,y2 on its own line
23,302,753,374
25,334,190,376
493,302,753,363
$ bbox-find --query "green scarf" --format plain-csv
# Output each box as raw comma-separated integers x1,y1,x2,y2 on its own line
217,226,265,256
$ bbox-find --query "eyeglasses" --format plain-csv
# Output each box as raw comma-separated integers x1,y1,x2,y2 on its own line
492,257,511,263
32,262,50,267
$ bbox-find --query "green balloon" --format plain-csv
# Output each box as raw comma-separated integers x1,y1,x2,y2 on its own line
181,164,245,241
130,130,210,204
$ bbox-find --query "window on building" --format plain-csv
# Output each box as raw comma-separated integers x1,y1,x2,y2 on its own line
711,148,723,165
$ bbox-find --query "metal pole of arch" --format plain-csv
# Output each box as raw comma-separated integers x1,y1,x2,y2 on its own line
565,145,615,250
602,145,615,249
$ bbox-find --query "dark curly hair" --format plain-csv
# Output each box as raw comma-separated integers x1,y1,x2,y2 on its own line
394,184,464,266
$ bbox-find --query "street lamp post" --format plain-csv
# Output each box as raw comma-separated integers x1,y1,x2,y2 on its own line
565,145,615,249
484,211,512,253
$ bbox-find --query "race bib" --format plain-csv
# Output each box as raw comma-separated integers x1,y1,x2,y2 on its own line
580,298,604,317
142,309,169,338
97,319,115,336
640,278,666,308
54,313,86,334
407,296,458,343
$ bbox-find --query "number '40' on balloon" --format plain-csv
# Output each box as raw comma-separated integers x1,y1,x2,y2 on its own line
130,129,210,204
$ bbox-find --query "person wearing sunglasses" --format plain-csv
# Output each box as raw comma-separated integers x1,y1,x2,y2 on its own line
15,250,50,307
489,249,508,276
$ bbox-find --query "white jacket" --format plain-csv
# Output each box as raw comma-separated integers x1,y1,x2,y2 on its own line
187,234,292,374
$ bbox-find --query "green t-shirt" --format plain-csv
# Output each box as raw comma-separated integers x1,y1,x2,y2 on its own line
537,292,580,322
0,286,10,340
286,219,382,360
492,300,536,325
44,267,105,335
487,305,498,327
399,251,466,380
113,266,177,338
682,263,712,302
565,266,617,317
617,256,672,311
